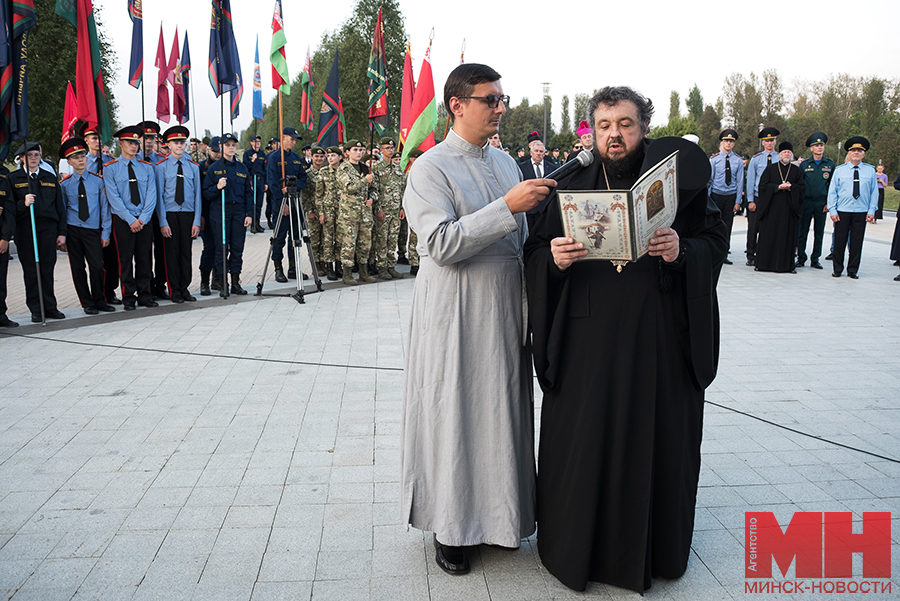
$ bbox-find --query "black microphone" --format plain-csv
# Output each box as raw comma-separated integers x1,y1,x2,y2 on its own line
544,149,593,181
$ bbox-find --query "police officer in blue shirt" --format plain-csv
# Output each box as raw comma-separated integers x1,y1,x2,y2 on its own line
827,136,879,278
59,138,115,315
266,126,307,282
156,126,202,303
745,127,780,265
243,135,267,233
139,121,170,299
708,129,744,265
797,132,835,269
104,125,159,310
203,133,253,295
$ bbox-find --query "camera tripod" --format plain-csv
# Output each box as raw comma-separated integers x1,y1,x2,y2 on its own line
255,175,323,303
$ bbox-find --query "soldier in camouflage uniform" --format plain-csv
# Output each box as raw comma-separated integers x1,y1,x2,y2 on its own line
189,138,206,164
372,138,404,280
302,146,327,276
316,146,343,280
362,153,379,275
336,140,375,286
403,148,423,275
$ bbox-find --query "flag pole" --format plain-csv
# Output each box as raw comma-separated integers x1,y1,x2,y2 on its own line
191,77,198,142
220,93,228,298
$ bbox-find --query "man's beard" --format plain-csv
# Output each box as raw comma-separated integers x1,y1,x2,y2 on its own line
597,136,644,174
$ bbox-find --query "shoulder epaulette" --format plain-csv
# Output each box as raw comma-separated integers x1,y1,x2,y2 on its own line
753,152,763,158
103,159,117,167
186,158,199,166
138,159,153,166
155,158,168,166
710,152,720,158
89,171,104,179
60,173,73,182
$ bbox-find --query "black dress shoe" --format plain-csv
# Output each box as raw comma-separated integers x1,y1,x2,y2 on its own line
723,258,733,265
106,296,123,305
0,315,19,327
84,307,99,315
183,292,197,302
123,303,136,311
96,303,116,313
410,266,419,275
153,288,171,300
31,313,41,323
848,273,859,279
745,259,755,266
45,309,66,319
894,274,900,281
825,253,833,260
397,255,409,265
790,269,797,274
171,298,185,304
832,272,842,278
433,538,469,576
795,260,804,268
138,299,159,308
811,261,823,269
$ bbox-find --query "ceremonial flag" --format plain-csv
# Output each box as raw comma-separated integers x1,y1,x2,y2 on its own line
229,42,242,121
61,81,77,143
171,29,186,123
55,0,111,141
299,46,313,129
338,96,346,143
366,7,388,136
155,24,169,123
270,0,289,94
0,0,36,160
252,36,263,121
401,44,437,171
316,50,341,148
398,44,414,152
180,32,191,123
127,0,143,88
208,0,239,97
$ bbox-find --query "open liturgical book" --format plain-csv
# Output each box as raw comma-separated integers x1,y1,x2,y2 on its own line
558,151,679,272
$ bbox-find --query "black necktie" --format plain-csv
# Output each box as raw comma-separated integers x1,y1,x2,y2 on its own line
724,154,732,186
535,162,542,178
78,176,89,221
127,161,141,206
767,154,772,166
175,160,185,205
30,172,37,180
853,166,860,199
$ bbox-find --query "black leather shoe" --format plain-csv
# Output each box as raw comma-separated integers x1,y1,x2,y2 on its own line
811,261,823,269
397,255,409,265
153,288,171,300
84,307,99,315
848,273,859,279
31,313,41,323
183,293,197,302
790,269,797,274
96,303,116,313
894,274,900,281
832,272,842,278
410,266,419,276
434,538,469,576
123,303,136,311
795,260,804,268
0,315,19,327
723,258,733,265
45,309,66,319
171,298,185,304
138,299,159,308
106,296,123,305
745,259,754,266
825,253,833,260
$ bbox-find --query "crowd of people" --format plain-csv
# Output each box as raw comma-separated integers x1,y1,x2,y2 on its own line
0,121,423,327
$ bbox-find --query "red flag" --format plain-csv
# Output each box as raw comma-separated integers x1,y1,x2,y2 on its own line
155,24,170,123
337,96,346,143
73,0,99,129
170,29,186,123
398,44,415,152
61,82,78,143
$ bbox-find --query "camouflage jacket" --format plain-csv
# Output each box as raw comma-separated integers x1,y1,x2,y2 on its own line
336,161,371,209
315,164,341,215
301,166,319,214
372,159,404,214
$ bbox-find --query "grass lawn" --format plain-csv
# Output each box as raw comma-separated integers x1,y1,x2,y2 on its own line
884,187,899,212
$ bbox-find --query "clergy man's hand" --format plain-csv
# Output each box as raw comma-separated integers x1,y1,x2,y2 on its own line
649,228,680,263
504,178,556,214
550,237,588,271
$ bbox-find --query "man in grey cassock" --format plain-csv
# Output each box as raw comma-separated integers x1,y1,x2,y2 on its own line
400,63,554,575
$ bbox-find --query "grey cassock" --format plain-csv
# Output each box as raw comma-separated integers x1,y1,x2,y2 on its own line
400,129,536,548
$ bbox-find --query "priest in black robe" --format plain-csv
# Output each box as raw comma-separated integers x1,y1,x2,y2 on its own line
524,86,728,594
755,142,804,273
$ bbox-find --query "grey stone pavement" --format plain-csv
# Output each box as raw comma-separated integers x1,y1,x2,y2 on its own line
0,217,898,600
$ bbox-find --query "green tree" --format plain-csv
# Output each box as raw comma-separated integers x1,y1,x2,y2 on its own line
573,93,589,127
761,69,783,121
560,94,571,133
875,120,900,174
860,77,887,140
28,0,119,162
698,104,721,156
668,90,680,122
686,85,703,122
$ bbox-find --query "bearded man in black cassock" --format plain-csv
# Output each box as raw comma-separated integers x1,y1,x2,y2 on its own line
755,142,805,273
524,86,728,594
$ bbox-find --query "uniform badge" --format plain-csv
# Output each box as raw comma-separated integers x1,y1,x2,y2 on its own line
823,173,829,179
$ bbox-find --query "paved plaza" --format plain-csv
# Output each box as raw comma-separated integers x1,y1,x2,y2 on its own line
0,217,898,600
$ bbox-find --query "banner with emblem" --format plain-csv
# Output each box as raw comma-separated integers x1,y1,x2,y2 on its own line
252,36,263,122
366,7,388,136
0,0,36,159
316,50,341,148
127,0,142,88
270,0,289,94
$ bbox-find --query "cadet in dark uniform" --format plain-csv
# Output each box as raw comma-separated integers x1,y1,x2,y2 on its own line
797,132,835,269
9,143,67,322
0,166,16,327
104,126,159,310
266,127,307,282
198,137,221,295
59,138,115,315
203,133,253,295
264,137,280,228
708,129,743,265
138,120,170,300
242,135,267,233
156,125,202,303
745,127,780,265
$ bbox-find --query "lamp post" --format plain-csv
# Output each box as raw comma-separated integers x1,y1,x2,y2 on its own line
542,82,551,144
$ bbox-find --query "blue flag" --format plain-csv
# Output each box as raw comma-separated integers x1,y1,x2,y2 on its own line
252,36,263,121
208,0,238,98
181,32,191,123
230,41,242,121
316,50,341,148
127,0,143,88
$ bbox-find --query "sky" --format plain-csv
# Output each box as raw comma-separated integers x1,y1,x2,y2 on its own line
95,0,900,137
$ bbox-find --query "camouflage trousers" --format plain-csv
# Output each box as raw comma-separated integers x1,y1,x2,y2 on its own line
338,203,373,268
306,211,323,262
320,204,341,262
398,218,408,256
374,213,400,267
408,228,419,266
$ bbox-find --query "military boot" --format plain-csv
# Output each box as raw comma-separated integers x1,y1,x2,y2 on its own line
377,267,392,280
316,262,327,277
287,256,297,279
230,273,248,295
200,270,211,296
326,263,338,281
410,266,419,276
273,261,288,283
210,271,221,290
388,267,403,279
358,266,376,283
342,268,357,286
218,274,229,297
335,262,343,278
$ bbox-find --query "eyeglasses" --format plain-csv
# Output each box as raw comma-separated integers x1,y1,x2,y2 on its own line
573,145,583,150
457,94,510,109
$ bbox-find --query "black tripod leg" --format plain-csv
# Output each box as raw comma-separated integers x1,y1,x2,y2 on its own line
256,195,289,296
297,205,324,292
287,195,305,304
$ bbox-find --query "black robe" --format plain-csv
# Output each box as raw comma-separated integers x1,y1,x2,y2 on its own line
524,138,728,594
755,162,804,272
